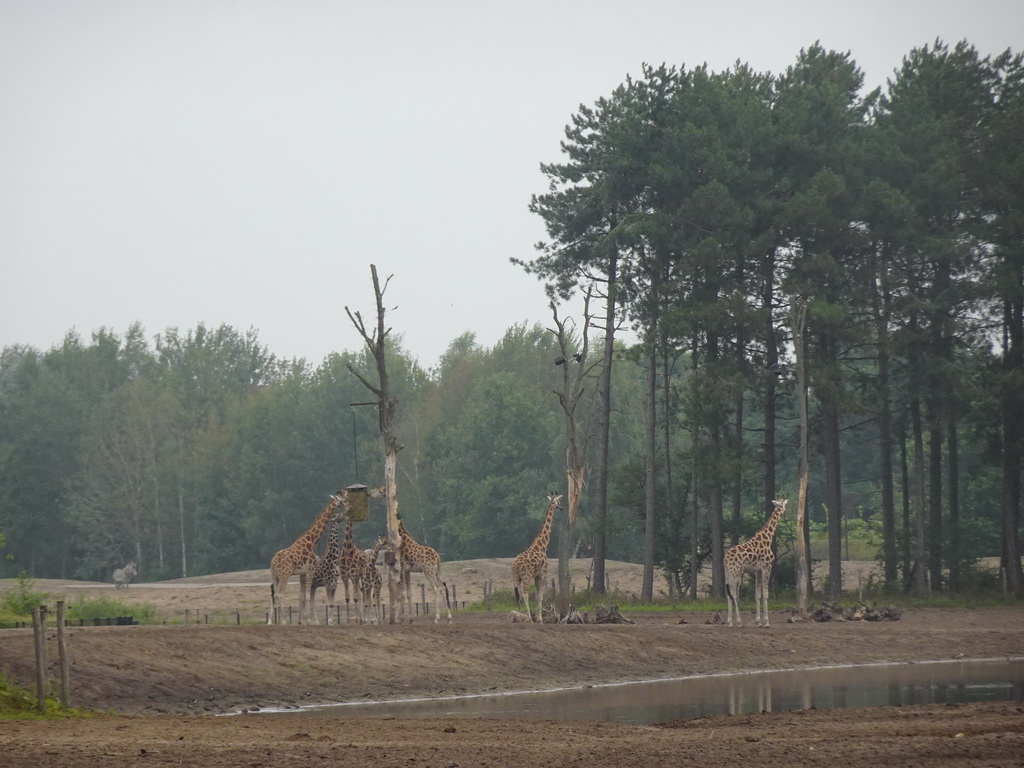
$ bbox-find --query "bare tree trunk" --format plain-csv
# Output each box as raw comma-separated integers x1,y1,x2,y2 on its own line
927,411,944,591
899,412,912,588
178,481,187,579
1002,295,1023,597
873,266,898,587
592,254,618,596
346,265,405,622
947,415,961,591
793,301,811,614
661,330,675,563
642,342,657,601
706,330,725,600
550,296,594,615
910,396,930,595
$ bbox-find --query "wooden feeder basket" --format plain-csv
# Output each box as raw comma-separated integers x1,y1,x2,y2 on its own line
346,483,369,521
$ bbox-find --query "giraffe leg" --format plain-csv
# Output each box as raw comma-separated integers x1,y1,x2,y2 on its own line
752,571,761,627
269,575,278,625
726,576,742,628
430,573,452,624
325,584,337,626
534,577,544,624
760,567,771,627
298,573,308,625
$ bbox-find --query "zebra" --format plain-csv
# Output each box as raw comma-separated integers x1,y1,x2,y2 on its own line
113,561,138,589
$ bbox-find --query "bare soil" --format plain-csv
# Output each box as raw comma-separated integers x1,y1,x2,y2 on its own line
1,562,1023,767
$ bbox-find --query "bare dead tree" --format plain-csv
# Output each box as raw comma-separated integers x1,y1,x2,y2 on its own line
345,264,405,623
549,287,600,616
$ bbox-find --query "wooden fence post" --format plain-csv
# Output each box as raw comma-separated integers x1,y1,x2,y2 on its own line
56,600,71,708
32,605,48,712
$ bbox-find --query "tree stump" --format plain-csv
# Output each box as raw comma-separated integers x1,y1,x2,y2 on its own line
593,604,635,624
562,604,586,624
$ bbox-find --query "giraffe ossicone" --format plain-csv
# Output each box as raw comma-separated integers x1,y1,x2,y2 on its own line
724,497,787,628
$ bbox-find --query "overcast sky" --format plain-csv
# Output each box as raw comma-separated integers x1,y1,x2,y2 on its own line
2,2,1022,369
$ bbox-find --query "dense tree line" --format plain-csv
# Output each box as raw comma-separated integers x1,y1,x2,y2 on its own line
1,40,1019,599
521,39,1022,598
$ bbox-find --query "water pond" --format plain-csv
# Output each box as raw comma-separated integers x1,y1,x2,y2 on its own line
262,657,1024,724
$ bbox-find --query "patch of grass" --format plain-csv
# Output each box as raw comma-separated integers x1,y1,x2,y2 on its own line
0,673,94,720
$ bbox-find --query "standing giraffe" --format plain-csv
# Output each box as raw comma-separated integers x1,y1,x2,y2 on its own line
337,510,368,623
269,489,350,625
511,492,563,623
308,520,342,625
724,498,788,628
395,520,452,624
359,534,389,624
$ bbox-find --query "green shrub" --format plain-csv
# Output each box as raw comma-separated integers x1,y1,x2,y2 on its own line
0,572,48,617
65,594,156,624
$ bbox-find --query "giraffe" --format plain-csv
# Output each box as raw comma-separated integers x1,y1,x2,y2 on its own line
724,497,788,628
359,534,389,624
337,509,368,623
268,489,349,625
308,519,342,625
395,519,452,623
511,492,563,623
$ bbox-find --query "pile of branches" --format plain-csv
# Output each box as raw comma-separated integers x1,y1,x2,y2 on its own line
509,604,635,625
591,604,635,624
807,601,903,622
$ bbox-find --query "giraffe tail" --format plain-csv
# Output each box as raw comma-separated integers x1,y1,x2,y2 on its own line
514,586,522,610
725,583,733,603
442,581,451,611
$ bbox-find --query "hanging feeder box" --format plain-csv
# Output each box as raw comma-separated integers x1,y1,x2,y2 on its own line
345,483,370,521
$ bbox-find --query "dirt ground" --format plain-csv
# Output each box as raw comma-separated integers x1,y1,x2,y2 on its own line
1,565,1023,767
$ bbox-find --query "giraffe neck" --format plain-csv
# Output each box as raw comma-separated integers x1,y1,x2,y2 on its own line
302,501,337,551
325,522,340,558
530,501,557,554
399,522,417,547
343,515,355,549
759,506,784,542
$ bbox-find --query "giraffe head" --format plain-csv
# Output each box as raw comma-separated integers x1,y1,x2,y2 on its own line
328,489,351,517
772,498,787,516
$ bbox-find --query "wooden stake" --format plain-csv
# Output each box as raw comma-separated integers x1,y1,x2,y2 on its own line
56,600,70,708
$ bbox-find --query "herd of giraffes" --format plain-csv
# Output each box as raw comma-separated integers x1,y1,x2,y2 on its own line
268,485,453,625
268,483,788,628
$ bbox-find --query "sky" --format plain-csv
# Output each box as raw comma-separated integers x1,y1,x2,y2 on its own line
2,1,1022,370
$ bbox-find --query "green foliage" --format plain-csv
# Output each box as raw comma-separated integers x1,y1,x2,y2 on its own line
0,572,49,617
64,594,156,624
